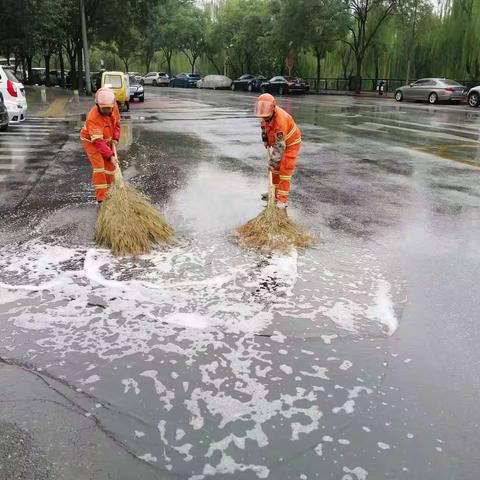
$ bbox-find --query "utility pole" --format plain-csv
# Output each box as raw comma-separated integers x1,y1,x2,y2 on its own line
80,0,92,95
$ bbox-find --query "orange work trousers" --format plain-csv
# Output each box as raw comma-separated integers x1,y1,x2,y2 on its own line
271,144,301,203
81,141,116,202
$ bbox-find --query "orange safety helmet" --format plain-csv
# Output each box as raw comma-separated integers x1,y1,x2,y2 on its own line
95,87,116,108
255,93,276,118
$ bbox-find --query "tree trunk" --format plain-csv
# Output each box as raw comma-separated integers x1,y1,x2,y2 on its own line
77,45,84,92
21,57,27,83
67,51,77,89
59,46,65,88
123,59,129,72
26,56,33,84
316,52,321,92
166,51,172,77
44,54,51,87
353,55,362,93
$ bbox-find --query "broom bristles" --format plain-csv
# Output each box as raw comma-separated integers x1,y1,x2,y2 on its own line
234,200,316,252
95,176,174,257
234,167,316,252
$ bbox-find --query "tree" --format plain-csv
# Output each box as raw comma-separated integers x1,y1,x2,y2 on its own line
33,0,69,86
176,4,207,74
274,0,348,90
345,0,397,92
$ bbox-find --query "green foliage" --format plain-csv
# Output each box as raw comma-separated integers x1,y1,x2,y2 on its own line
2,0,480,88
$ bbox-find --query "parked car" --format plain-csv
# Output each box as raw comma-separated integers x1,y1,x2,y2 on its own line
169,73,201,88
466,85,480,107
129,75,144,102
128,71,143,83
285,76,310,93
142,72,169,86
394,78,466,104
197,75,232,90
0,92,9,131
231,74,267,92
260,76,309,95
157,73,170,86
101,71,129,111
0,65,27,123
30,67,46,85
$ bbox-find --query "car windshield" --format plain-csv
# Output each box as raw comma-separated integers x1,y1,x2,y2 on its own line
188,74,200,79
129,76,138,85
104,74,122,88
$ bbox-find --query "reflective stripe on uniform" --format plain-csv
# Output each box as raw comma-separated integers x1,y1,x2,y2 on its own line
91,134,103,141
94,184,108,189
93,168,115,175
285,126,298,142
286,137,301,147
80,136,92,143
277,190,290,196
279,175,291,181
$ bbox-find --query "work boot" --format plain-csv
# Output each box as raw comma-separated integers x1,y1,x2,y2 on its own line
96,200,103,212
276,201,288,211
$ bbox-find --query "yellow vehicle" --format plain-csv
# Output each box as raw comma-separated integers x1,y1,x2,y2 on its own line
101,71,129,111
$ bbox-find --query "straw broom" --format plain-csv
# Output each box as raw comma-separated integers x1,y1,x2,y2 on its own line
95,144,174,256
234,160,315,252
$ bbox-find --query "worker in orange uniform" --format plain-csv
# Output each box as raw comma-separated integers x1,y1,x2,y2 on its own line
80,88,121,204
254,93,301,208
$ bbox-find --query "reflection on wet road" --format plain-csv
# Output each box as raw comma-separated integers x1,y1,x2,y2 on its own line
0,89,479,480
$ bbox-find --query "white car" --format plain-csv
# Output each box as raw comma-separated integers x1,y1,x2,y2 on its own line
197,75,232,90
0,66,27,122
128,71,143,83
142,72,170,87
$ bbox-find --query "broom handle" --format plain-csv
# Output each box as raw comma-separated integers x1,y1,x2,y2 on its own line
112,142,124,182
267,149,276,207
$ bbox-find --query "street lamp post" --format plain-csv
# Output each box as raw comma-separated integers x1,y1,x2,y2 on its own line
80,0,91,95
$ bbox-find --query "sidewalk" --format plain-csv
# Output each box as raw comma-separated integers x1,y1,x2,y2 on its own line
307,89,394,99
26,86,92,119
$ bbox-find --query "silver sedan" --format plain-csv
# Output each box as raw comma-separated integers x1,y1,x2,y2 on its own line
394,78,466,104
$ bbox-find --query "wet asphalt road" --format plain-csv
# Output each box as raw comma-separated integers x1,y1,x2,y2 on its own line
0,88,479,480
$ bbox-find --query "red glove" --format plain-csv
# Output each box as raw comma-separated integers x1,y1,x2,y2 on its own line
93,139,114,161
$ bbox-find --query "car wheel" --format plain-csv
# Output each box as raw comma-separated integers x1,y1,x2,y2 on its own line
152,80,157,86
231,83,236,91
0,124,8,132
139,96,144,103
394,90,403,102
468,92,480,108
247,84,253,92
261,86,266,94
278,86,285,95
428,92,438,104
